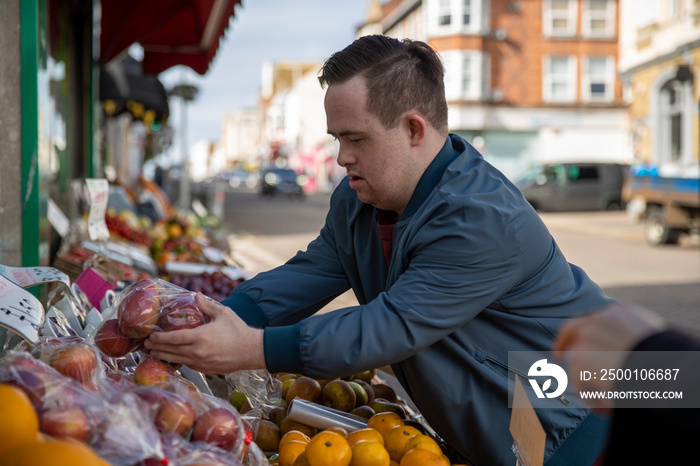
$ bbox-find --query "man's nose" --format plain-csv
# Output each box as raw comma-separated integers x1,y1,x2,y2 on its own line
336,146,352,167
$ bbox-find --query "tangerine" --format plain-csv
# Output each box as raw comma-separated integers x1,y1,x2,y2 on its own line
0,384,39,457
366,412,404,439
399,449,450,466
403,434,444,458
383,425,422,463
349,440,391,466
346,427,385,447
279,430,311,451
0,439,109,466
278,440,308,466
305,431,352,466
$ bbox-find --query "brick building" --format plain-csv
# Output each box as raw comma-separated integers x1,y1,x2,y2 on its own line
360,0,631,179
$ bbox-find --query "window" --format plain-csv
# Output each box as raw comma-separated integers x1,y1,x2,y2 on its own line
442,50,486,101
544,56,577,102
661,80,684,162
439,0,451,26
429,0,484,35
583,0,615,37
544,0,577,37
462,57,472,94
463,0,472,25
582,56,614,102
568,165,599,182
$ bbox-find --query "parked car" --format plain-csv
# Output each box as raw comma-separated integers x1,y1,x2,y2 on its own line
515,162,629,211
260,168,307,197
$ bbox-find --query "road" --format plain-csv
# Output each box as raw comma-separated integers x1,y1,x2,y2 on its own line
223,188,700,336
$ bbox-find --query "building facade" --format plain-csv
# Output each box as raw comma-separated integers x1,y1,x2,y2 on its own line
619,0,700,175
365,0,631,179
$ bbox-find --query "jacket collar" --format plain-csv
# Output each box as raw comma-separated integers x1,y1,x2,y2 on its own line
398,134,461,222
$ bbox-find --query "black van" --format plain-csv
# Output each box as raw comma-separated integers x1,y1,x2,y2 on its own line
515,162,629,212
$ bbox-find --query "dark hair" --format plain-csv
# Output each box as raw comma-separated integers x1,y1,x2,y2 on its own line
319,35,448,133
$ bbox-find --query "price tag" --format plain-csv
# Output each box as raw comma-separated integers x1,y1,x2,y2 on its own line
85,178,110,241
0,264,71,290
47,197,71,238
0,274,45,344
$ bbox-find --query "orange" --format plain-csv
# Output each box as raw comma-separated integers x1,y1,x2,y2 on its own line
0,384,39,457
366,412,404,439
305,431,352,466
323,426,348,437
399,449,450,466
403,434,444,458
346,428,385,447
278,440,308,466
349,440,391,466
383,425,422,463
0,439,109,466
279,430,311,450
390,461,400,466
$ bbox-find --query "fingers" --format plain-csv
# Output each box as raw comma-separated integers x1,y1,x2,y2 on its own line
195,292,227,318
553,317,583,353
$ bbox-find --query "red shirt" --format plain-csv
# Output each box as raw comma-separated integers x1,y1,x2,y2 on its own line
377,211,397,266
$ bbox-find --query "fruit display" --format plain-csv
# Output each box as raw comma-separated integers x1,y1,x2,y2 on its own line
0,333,268,465
226,370,471,466
106,209,153,247
166,270,244,302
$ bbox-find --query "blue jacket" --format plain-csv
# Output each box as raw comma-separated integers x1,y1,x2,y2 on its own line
222,134,612,465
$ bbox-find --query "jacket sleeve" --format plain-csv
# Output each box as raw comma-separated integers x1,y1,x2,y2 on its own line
220,195,352,329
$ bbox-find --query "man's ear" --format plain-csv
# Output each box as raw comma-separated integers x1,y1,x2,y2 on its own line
406,113,426,146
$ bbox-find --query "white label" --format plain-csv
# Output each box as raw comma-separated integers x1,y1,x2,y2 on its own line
0,265,71,290
47,198,71,237
0,274,45,344
85,178,110,241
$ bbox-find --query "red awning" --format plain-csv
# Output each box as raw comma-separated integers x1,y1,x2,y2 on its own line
100,0,241,75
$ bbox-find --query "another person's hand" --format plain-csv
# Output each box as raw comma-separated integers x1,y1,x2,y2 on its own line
553,302,665,410
144,293,265,374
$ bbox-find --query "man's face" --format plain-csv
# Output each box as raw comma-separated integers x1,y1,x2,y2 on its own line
325,76,415,214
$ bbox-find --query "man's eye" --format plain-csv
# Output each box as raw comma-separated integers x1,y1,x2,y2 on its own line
349,138,362,143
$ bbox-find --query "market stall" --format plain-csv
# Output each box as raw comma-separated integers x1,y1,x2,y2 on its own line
0,177,545,465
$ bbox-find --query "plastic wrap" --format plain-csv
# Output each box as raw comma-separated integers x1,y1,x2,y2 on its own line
190,393,249,462
0,348,165,465
90,278,210,360
225,369,283,418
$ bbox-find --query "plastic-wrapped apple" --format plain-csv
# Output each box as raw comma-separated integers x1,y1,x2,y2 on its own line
158,294,206,332
4,368,48,409
118,287,161,339
155,392,196,437
49,343,98,383
133,358,176,386
39,406,91,442
192,407,240,451
95,319,135,357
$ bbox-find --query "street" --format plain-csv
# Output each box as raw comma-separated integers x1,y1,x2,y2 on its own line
223,188,700,336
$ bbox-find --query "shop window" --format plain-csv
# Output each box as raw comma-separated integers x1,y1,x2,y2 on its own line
544,0,577,37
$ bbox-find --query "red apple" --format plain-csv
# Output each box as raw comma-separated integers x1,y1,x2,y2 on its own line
154,392,196,437
4,368,47,408
158,295,205,332
192,407,240,451
39,406,91,442
133,358,176,386
49,343,98,383
118,286,161,339
95,318,135,357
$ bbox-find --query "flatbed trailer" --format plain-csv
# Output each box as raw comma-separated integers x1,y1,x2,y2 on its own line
623,172,700,245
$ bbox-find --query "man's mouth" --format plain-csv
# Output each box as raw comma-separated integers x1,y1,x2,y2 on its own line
348,175,363,189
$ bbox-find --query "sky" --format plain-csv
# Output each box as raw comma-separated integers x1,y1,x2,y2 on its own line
157,0,370,161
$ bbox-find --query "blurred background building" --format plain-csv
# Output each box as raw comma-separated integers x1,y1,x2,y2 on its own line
1,0,698,268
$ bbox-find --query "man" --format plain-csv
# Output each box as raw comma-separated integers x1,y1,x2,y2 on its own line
147,35,611,465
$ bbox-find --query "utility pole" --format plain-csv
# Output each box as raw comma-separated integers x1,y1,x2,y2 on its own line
168,83,199,211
